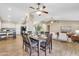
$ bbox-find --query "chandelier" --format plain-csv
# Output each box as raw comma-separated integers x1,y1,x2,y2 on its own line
29,3,48,16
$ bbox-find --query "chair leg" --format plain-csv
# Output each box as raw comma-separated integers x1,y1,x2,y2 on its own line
23,42,24,48
37,44,39,56
30,47,32,56
51,40,52,50
22,43,24,49
45,48,47,56
24,43,27,52
25,45,27,51
49,45,51,53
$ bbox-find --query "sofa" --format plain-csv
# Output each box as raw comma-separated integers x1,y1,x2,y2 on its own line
71,35,79,42
0,32,7,39
0,28,16,39
51,32,68,41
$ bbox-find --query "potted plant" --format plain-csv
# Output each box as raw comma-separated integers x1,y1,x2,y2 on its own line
35,25,42,35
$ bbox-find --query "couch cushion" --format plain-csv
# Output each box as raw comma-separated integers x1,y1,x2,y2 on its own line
58,33,68,41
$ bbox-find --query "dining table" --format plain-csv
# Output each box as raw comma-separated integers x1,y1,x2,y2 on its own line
30,34,47,56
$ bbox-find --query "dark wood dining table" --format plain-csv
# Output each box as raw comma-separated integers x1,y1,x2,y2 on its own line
30,35,47,56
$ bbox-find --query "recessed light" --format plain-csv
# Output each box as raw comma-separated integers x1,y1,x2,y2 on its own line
8,8,12,11
36,11,42,15
42,24,46,26
51,21,53,24
8,15,11,18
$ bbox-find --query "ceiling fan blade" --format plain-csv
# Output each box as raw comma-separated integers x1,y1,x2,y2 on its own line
37,3,40,5
42,5,46,9
42,11,48,14
29,6,35,9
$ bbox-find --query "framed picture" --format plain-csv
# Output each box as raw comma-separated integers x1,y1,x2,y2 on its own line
60,26,72,33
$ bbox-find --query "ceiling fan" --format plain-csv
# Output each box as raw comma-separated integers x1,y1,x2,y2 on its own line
29,3,48,16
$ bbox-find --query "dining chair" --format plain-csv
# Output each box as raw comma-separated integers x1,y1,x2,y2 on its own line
21,33,39,56
45,32,49,37
21,33,26,48
40,33,52,56
27,31,32,35
40,31,44,34
0,32,7,40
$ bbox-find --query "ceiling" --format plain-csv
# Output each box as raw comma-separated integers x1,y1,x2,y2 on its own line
0,3,79,23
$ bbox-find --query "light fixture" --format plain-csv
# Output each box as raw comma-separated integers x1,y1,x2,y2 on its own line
36,11,42,15
8,15,11,18
50,21,53,24
8,8,12,11
29,3,48,16
7,8,12,22
42,24,46,26
7,15,11,22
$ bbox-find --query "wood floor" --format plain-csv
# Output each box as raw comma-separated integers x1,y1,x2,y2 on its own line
0,35,79,56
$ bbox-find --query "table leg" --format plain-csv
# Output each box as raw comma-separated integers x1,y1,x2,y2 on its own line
51,40,52,50
38,41,40,56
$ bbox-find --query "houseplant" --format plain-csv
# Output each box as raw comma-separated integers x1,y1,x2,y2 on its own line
35,25,42,35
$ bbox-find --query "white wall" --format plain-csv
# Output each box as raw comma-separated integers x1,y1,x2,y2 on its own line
1,22,15,28
15,24,21,34
1,19,79,35
0,20,1,29
50,21,79,33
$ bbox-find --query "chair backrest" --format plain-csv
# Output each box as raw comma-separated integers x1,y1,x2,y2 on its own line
28,31,32,35
22,33,31,46
45,32,49,37
40,31,44,34
46,33,52,45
